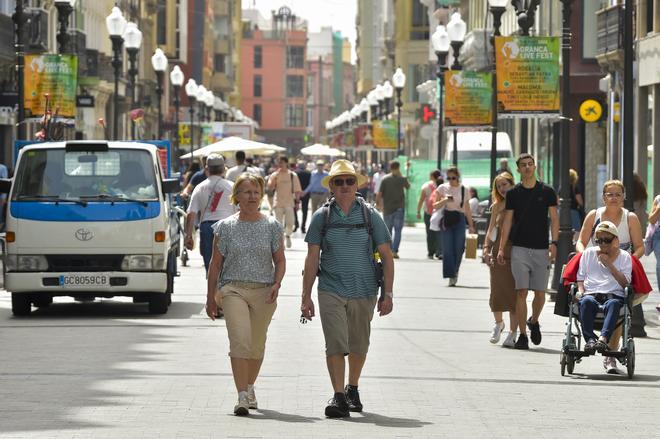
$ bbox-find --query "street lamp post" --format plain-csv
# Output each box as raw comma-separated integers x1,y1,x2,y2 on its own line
196,85,207,125
488,0,507,185
106,6,127,140
54,0,76,54
367,90,379,121
447,12,466,167
432,24,450,171
392,67,406,157
375,84,386,120
552,0,574,291
185,78,198,158
382,81,393,118
151,48,168,139
170,65,184,153
12,0,27,140
204,90,214,124
123,22,142,140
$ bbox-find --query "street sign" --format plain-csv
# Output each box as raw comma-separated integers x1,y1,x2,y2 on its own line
579,99,602,122
76,95,95,108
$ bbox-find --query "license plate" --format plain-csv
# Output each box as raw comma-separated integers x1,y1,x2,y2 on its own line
59,274,109,287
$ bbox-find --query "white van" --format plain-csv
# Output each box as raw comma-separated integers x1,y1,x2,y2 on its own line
1,141,181,316
445,131,513,163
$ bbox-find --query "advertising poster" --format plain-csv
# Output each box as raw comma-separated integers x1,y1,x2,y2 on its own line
495,36,560,115
24,55,78,119
372,120,398,149
444,70,492,127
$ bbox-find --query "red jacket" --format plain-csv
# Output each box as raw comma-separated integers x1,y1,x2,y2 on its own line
562,252,652,295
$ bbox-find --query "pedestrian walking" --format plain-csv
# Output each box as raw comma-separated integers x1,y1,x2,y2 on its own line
468,187,480,218
303,159,330,215
417,169,442,259
483,172,518,347
632,172,648,231
648,194,660,313
376,160,410,259
225,150,259,182
184,154,236,272
205,173,285,416
576,179,645,371
371,164,385,204
300,159,394,419
294,160,311,233
267,155,302,249
496,158,512,175
496,153,559,350
181,155,208,200
434,166,476,286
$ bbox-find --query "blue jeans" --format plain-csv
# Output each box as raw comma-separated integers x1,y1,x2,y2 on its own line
579,294,624,342
423,212,442,257
652,228,660,290
441,213,466,278
200,221,215,273
384,208,404,253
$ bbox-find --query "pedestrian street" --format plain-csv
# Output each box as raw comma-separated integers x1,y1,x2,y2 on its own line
1,225,659,438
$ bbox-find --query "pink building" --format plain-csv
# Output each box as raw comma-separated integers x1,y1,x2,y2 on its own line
240,7,308,153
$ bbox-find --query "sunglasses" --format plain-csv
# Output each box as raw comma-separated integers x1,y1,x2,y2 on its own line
594,237,615,244
447,176,458,181
332,177,356,186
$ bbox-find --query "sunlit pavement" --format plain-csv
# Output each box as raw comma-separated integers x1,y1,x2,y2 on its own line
1,224,659,438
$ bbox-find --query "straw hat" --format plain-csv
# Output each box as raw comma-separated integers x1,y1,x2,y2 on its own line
321,159,368,189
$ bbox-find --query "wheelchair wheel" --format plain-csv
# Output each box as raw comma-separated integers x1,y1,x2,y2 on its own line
626,339,635,379
560,353,567,376
566,354,575,374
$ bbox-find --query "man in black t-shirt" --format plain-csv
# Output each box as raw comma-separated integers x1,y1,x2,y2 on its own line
497,153,559,350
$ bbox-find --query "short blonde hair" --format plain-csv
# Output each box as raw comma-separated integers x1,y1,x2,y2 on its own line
491,172,515,203
569,169,578,186
231,173,265,205
602,179,625,195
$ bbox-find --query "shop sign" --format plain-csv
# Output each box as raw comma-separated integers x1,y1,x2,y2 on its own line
495,36,560,116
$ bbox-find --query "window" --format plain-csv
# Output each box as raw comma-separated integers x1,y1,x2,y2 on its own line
157,0,167,45
286,75,304,98
407,64,430,102
646,0,654,34
214,54,226,73
254,46,262,68
582,1,598,58
410,1,429,40
253,104,262,124
285,104,304,127
286,46,305,68
254,75,262,97
307,109,314,128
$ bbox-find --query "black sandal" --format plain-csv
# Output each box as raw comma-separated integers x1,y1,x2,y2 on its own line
595,340,609,353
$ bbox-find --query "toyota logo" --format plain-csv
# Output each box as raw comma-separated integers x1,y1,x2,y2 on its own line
75,228,94,241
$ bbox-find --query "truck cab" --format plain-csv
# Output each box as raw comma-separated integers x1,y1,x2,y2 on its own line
1,140,181,316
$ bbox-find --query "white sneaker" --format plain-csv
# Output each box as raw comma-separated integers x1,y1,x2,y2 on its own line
448,277,457,287
234,393,249,416
502,331,517,348
247,386,258,409
490,321,505,344
285,236,292,249
603,357,621,375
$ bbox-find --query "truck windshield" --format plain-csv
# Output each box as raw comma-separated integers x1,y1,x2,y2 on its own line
12,149,158,201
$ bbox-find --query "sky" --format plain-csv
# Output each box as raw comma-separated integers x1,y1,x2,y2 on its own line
245,0,358,62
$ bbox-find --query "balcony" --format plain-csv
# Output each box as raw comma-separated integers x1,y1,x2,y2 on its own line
595,4,624,71
211,72,232,92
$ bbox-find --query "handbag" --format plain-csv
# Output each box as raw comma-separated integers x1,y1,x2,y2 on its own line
430,208,443,231
644,222,657,256
440,186,465,230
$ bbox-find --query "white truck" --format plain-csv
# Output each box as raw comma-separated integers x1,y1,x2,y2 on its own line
0,140,182,315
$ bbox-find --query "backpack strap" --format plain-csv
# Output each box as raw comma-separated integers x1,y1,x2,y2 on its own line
459,185,465,208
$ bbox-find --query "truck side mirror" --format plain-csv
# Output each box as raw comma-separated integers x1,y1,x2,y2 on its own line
161,178,180,194
0,179,10,194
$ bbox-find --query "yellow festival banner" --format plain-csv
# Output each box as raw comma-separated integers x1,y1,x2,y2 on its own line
444,70,492,127
372,120,397,149
24,55,78,119
495,36,560,115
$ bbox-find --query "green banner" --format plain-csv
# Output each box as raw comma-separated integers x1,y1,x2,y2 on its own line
495,36,560,115
24,54,78,119
444,70,492,127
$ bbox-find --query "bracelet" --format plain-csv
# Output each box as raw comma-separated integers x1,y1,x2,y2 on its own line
384,292,393,298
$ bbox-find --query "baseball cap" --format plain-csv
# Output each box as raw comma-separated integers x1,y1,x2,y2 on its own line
316,159,325,166
595,220,619,238
206,154,225,167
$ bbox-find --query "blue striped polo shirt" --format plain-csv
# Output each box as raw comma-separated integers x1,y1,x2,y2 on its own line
305,200,391,298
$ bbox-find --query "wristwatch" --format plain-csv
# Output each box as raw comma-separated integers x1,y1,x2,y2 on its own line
384,292,393,298
550,240,558,246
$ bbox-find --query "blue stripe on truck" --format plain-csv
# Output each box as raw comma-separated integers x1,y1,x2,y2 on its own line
10,201,161,222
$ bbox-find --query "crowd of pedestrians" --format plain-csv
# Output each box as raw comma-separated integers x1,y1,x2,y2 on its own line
178,146,660,414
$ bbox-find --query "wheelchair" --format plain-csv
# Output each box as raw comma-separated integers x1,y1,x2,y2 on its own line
560,283,636,378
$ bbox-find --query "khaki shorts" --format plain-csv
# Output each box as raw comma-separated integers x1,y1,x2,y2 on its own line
221,281,277,359
318,290,377,357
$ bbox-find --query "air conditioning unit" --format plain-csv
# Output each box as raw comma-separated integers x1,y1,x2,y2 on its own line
84,49,99,77
67,29,86,55
24,8,49,53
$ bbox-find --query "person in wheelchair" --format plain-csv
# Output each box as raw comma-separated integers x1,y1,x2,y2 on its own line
576,221,632,355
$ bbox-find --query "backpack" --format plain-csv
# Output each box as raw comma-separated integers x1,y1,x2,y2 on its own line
318,194,384,292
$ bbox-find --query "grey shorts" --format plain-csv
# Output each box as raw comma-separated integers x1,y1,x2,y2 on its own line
510,246,550,292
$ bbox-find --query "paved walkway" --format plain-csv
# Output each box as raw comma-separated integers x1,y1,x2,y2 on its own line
0,225,659,438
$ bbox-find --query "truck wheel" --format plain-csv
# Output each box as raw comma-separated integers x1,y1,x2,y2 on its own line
11,294,32,316
148,293,170,315
33,296,53,308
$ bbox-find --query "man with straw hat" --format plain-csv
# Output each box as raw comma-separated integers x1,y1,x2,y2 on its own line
301,159,394,418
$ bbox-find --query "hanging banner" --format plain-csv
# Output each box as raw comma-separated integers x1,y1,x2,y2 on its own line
444,70,492,127
372,120,397,149
495,36,560,115
24,54,78,119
